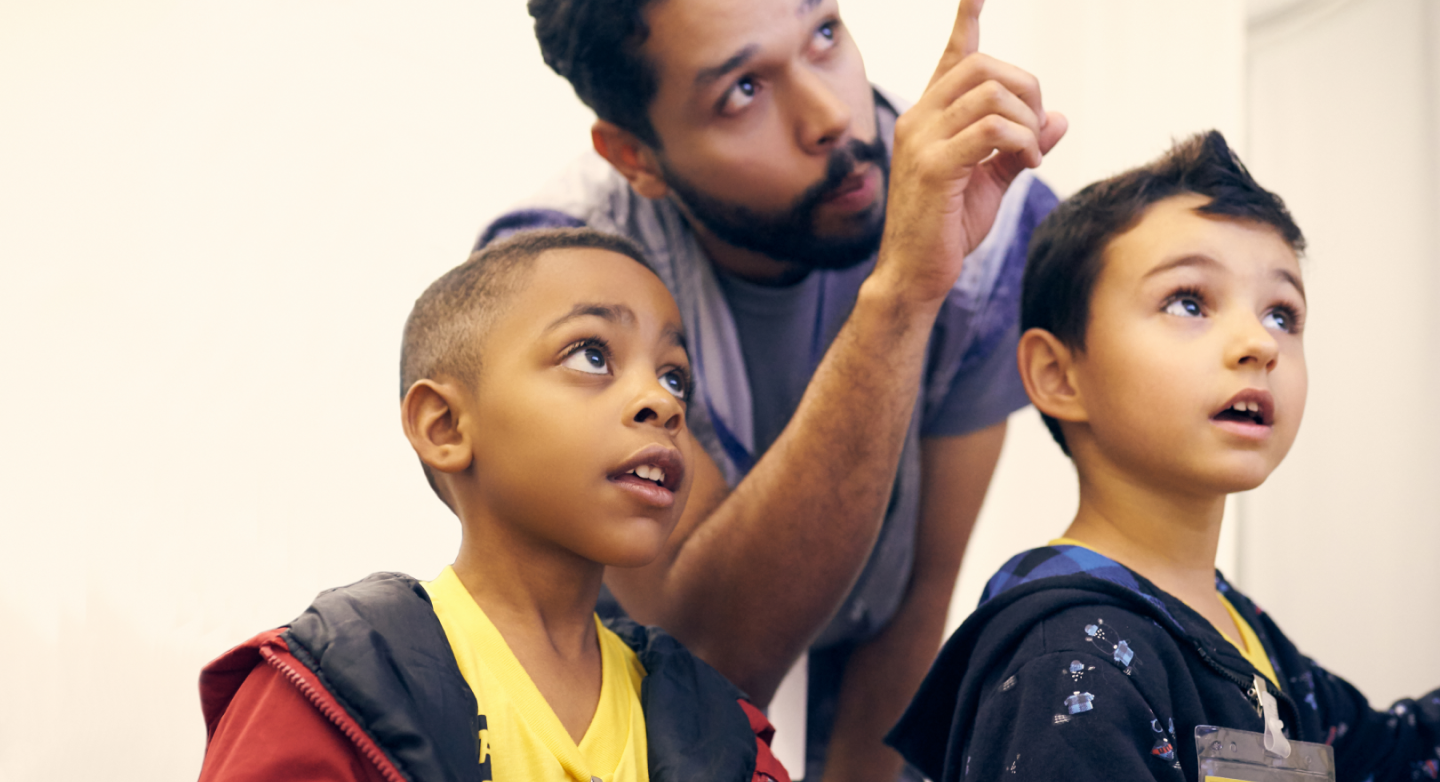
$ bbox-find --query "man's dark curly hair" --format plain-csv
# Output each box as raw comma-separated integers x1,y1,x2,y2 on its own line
1021,130,1306,456
530,0,664,148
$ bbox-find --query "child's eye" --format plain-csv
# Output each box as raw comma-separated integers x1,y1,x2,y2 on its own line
1163,295,1204,318
660,368,690,401
561,345,609,375
1262,305,1303,334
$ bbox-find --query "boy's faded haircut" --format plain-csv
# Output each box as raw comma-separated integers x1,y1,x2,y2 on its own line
1021,130,1306,455
400,227,656,504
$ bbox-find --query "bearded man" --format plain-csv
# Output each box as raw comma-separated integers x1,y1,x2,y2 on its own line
477,1,1066,778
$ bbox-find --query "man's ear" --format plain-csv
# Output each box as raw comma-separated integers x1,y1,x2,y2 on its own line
592,120,668,200
401,379,474,476
1017,328,1088,424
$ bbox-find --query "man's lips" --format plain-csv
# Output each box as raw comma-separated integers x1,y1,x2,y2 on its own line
821,165,878,210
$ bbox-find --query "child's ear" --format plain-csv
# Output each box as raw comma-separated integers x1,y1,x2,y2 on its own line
401,379,474,475
592,120,668,200
1017,328,1088,424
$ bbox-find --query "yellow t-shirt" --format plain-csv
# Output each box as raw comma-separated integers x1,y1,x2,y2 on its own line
422,566,650,782
1049,538,1279,688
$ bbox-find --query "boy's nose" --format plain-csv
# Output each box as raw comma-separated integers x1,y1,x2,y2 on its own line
1227,314,1281,371
627,380,685,433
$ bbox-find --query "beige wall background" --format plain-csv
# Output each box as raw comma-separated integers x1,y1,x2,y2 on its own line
1,1,1434,778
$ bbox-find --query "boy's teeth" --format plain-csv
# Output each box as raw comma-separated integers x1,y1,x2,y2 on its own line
628,464,666,484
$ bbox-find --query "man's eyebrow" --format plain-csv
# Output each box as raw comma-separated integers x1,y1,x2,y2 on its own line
543,303,636,332
795,0,823,14
695,44,758,90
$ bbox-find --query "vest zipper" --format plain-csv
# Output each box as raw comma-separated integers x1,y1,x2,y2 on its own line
260,645,409,782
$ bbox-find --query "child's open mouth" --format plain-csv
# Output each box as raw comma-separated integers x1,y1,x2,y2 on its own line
1211,389,1275,429
609,445,685,506
623,464,668,486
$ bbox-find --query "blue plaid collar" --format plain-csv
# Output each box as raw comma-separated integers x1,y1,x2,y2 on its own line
979,544,1183,629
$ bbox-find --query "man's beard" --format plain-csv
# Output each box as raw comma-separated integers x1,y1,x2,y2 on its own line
661,134,889,271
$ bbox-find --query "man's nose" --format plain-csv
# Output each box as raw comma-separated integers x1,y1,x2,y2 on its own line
791,66,852,154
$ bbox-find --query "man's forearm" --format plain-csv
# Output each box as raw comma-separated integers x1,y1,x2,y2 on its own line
819,426,1006,782
607,0,1062,701
612,272,946,703
819,566,957,782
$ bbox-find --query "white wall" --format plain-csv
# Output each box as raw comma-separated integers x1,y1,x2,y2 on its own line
1240,0,1440,708
0,1,1432,779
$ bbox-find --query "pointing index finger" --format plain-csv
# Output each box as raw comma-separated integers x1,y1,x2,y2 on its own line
929,0,985,88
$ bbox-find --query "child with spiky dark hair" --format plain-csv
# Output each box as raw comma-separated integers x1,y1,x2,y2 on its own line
887,132,1440,782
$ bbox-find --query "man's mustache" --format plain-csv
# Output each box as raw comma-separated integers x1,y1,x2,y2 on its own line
797,135,889,210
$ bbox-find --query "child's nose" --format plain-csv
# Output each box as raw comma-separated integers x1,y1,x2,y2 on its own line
627,380,685,433
1228,315,1280,371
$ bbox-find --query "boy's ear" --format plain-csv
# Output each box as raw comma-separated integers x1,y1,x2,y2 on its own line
1017,328,1088,424
592,120,669,200
401,379,474,476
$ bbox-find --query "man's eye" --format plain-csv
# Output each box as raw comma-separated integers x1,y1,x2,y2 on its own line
1163,297,1203,318
561,347,608,374
720,77,758,115
814,21,837,49
660,369,689,400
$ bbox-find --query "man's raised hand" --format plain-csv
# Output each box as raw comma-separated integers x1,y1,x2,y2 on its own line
876,0,1067,308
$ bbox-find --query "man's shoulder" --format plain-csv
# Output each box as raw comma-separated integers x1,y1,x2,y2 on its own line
476,151,684,252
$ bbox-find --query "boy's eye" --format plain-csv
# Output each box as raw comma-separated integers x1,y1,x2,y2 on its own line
1262,306,1302,334
1163,296,1204,318
562,346,609,375
660,368,689,401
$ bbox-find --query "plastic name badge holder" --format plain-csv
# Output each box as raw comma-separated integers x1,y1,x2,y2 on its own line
1195,726,1335,782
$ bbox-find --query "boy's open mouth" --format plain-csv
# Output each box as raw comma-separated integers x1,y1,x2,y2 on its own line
1212,389,1275,427
625,464,668,486
610,445,685,493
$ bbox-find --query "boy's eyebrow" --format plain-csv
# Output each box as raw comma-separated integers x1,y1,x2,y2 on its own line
695,44,759,90
543,303,636,332
543,304,690,350
1143,254,1308,301
664,325,688,352
1273,268,1307,302
1142,254,1221,279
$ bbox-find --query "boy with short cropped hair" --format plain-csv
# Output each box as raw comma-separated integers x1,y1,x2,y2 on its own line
196,228,789,782
886,132,1440,781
